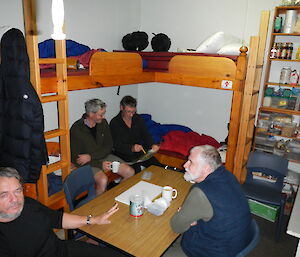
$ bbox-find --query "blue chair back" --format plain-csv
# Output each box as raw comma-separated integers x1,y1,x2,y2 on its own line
235,219,260,257
245,151,288,191
63,165,96,211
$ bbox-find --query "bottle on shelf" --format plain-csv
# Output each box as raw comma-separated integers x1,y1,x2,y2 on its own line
270,42,277,58
281,42,287,59
296,46,300,60
274,16,283,32
263,87,274,107
286,42,293,59
290,69,299,85
276,43,283,59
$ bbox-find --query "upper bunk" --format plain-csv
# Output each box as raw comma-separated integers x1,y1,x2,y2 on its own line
40,49,248,95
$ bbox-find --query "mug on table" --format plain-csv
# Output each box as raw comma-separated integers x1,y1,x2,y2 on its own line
162,186,177,202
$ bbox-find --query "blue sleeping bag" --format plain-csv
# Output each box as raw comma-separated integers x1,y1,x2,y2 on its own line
39,39,90,58
140,114,192,143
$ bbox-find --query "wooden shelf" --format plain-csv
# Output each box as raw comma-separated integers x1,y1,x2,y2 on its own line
260,106,300,115
272,33,300,36
269,58,300,62
266,82,300,88
257,131,300,141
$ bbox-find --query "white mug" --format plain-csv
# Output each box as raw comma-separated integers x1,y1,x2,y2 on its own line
162,186,177,202
110,161,120,173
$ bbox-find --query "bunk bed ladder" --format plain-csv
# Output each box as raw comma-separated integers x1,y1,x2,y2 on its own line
233,11,270,182
23,0,71,210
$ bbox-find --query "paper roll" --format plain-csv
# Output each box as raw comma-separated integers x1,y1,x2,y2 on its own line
283,10,298,33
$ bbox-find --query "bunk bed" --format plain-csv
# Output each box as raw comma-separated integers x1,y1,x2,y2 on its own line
42,49,248,174
21,0,269,211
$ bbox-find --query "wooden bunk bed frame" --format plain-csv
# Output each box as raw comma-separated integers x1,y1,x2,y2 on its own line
22,0,269,211
42,50,247,174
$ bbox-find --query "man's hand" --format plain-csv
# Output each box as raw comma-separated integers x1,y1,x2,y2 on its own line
190,221,197,226
132,144,143,152
92,203,119,225
76,154,91,166
151,144,160,153
102,161,112,171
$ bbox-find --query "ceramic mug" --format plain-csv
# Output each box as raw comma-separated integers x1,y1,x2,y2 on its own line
162,186,178,202
110,161,120,173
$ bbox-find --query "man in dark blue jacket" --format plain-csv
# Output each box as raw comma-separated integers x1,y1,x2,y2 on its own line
170,145,252,257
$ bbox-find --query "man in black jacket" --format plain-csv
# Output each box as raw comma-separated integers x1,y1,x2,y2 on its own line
0,167,125,257
110,95,161,173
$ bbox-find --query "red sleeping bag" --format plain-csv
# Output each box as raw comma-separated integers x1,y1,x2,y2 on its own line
159,131,221,157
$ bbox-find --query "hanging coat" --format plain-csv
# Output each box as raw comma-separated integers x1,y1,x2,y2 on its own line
0,28,48,183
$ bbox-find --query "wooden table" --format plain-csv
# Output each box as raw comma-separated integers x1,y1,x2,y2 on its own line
72,165,192,257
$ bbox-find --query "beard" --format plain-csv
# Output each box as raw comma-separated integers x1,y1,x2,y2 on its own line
0,201,24,220
183,168,199,183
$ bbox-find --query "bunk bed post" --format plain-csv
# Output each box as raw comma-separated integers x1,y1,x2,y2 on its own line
23,0,41,95
22,0,40,199
225,46,248,173
233,11,270,183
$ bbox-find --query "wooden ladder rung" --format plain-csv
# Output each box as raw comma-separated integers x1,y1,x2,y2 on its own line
41,94,66,103
46,160,69,174
44,129,68,139
39,58,65,64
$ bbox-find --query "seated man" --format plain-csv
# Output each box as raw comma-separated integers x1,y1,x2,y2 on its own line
0,167,126,257
70,98,134,195
110,95,162,173
170,145,252,257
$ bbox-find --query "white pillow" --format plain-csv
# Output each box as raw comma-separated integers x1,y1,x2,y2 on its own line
217,43,244,55
196,31,225,53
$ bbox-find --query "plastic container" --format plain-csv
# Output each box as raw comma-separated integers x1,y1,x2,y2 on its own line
281,122,297,137
279,67,292,84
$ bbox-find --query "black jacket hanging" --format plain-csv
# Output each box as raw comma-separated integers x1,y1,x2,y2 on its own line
0,28,48,183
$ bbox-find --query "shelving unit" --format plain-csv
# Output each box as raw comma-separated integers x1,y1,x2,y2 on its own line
253,5,300,166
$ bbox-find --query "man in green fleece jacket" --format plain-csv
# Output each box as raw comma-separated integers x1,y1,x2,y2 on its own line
70,99,134,195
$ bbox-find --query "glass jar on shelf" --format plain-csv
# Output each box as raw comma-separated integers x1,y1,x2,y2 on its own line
279,66,292,84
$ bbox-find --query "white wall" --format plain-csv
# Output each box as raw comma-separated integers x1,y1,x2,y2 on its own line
36,0,141,51
137,0,281,141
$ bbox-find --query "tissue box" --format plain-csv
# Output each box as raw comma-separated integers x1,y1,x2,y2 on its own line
248,199,279,222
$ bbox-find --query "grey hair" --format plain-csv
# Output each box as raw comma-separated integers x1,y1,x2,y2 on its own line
190,145,222,171
0,167,22,184
85,99,106,114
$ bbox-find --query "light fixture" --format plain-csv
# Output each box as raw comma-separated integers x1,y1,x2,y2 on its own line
51,0,66,40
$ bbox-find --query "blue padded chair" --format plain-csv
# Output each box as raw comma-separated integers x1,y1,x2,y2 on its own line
235,219,260,257
63,165,96,211
242,151,288,241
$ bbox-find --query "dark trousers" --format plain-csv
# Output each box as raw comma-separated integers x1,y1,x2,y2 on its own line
131,156,163,173
65,240,128,257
